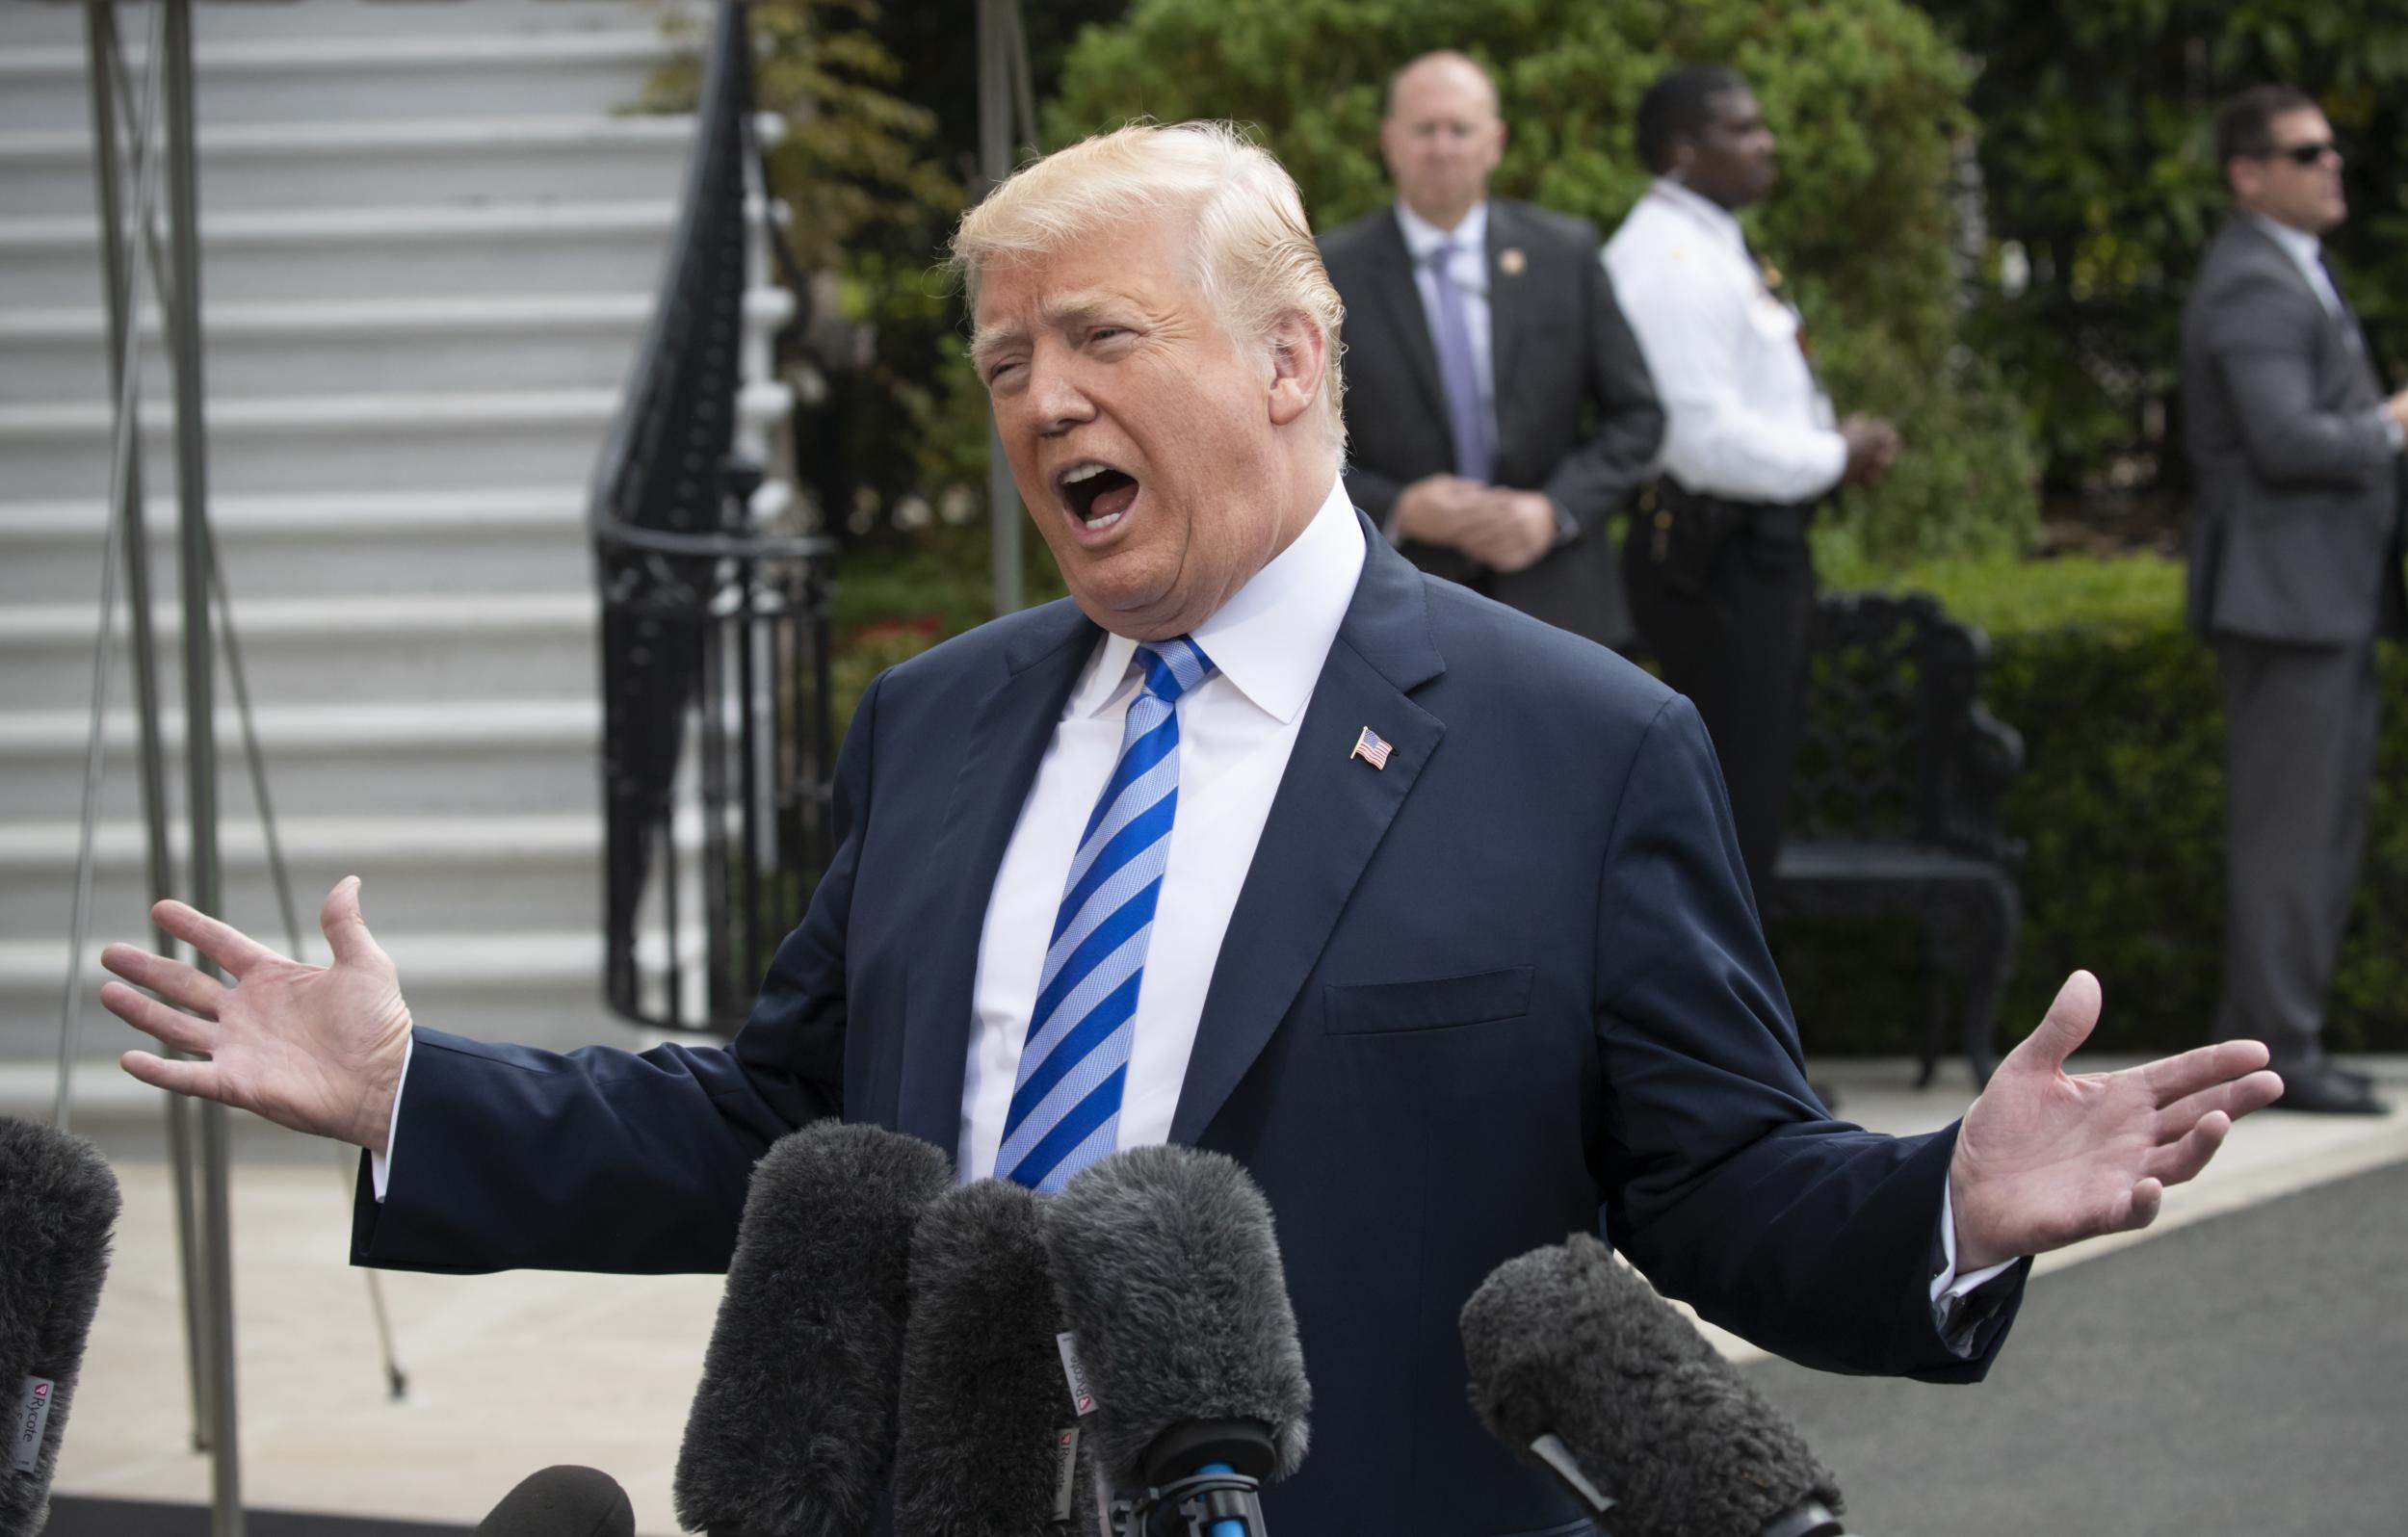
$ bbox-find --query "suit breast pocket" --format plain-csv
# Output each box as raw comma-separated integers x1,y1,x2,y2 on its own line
1322,966,1535,1036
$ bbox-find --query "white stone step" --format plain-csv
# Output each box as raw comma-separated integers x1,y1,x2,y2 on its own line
0,697,601,821
0,487,593,603
6,111,696,220
0,292,662,404
0,928,647,1062
1,378,791,499
0,197,722,306
0,385,622,498
0,589,599,711
0,1,685,51
0,28,675,133
0,812,615,940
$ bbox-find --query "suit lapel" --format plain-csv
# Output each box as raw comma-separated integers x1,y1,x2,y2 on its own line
892,604,1099,1151
2232,218,2378,383
1170,521,1448,1143
1362,210,1454,439
1484,201,1531,426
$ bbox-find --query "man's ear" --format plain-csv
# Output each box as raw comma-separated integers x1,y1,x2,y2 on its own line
1265,313,1328,430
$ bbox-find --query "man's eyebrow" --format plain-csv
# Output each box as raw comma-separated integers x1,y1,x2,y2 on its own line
970,294,1132,371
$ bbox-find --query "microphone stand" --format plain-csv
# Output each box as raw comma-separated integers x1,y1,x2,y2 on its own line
69,5,241,1531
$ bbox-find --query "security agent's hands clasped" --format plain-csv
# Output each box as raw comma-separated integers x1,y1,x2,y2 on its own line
100,876,413,1153
1395,473,1558,572
1947,970,2286,1273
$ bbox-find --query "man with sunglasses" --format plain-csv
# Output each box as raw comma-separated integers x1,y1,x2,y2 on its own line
2181,86,2408,1115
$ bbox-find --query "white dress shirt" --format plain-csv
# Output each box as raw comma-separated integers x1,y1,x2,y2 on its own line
1394,199,1498,439
957,477,1365,1179
2247,212,2343,317
1603,178,1847,505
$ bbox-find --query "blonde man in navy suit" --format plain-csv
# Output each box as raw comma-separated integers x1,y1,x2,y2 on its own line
106,121,2285,1533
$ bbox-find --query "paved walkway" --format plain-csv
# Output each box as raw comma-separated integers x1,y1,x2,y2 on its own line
39,1055,2408,1533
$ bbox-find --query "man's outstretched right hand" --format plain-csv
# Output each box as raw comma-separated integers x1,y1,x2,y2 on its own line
100,876,413,1152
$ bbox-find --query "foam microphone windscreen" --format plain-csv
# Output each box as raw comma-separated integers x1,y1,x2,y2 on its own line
1041,1146,1310,1493
1459,1233,1842,1537
893,1179,1096,1536
674,1121,955,1537
0,1117,121,1537
474,1465,636,1537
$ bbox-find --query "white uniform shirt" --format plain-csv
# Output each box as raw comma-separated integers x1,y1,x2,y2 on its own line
1603,179,1846,505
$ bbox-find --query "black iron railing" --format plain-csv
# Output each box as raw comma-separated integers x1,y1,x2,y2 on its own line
591,0,836,1033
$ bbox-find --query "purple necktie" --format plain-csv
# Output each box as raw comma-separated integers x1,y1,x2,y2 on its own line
1425,241,1492,483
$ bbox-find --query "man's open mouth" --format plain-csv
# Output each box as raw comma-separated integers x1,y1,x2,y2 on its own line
1057,460,1140,531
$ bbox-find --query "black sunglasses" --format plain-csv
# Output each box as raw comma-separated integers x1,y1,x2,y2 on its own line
2266,139,2342,166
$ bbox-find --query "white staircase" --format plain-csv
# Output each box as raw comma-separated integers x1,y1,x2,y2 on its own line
0,0,791,1092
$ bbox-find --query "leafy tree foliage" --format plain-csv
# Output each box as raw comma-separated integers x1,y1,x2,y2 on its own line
1048,0,2037,561
1924,0,2408,509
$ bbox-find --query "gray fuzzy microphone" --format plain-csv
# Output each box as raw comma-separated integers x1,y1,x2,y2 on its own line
474,1465,636,1536
674,1121,955,1537
893,1179,1096,1536
1459,1233,1845,1537
1042,1147,1310,1524
0,1117,120,1537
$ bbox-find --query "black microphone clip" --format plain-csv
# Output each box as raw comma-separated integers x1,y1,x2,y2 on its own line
1111,1471,1266,1537
1109,1417,1275,1536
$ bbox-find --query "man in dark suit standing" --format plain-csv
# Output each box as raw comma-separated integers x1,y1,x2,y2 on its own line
105,122,2283,1532
1320,51,1662,648
2183,86,2408,1115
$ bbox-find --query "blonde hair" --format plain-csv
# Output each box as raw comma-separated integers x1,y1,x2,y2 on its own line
951,120,1348,454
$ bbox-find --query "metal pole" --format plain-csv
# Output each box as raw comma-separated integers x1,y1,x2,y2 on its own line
162,2,243,1529
976,0,1022,616
80,0,217,1457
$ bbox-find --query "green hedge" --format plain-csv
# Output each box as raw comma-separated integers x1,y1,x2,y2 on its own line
1774,554,2408,1057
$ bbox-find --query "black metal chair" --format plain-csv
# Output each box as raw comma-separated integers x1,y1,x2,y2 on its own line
1765,591,2026,1086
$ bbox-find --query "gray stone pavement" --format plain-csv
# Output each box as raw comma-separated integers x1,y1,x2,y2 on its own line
1746,1158,2408,1536
28,1054,2408,1534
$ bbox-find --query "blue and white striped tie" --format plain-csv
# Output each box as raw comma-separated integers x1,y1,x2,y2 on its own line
999,636,1216,1192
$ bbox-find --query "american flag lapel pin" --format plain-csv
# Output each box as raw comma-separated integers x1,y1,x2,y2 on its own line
1349,726,1394,770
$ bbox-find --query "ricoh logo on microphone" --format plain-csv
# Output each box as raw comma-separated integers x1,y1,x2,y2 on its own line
12,1376,55,1475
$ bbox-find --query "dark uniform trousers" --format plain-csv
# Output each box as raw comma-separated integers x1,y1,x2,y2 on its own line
1622,500,1816,898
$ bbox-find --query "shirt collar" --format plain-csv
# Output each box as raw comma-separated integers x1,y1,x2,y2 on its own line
1395,199,1490,286
2246,211,2323,268
1647,177,1749,257
1071,477,1365,727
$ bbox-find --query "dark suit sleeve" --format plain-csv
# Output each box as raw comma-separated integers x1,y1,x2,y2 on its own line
2204,268,2395,489
350,673,887,1274
1592,695,2021,1380
1539,255,1663,534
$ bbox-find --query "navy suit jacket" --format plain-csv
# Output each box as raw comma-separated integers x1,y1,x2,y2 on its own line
355,517,2021,1535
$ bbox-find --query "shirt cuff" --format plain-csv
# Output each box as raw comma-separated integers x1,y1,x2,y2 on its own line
1930,1182,2019,1352
367,1031,412,1204
1932,1181,2019,1301
2377,408,2405,453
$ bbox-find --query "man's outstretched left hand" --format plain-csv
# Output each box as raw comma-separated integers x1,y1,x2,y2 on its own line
1949,970,2285,1272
